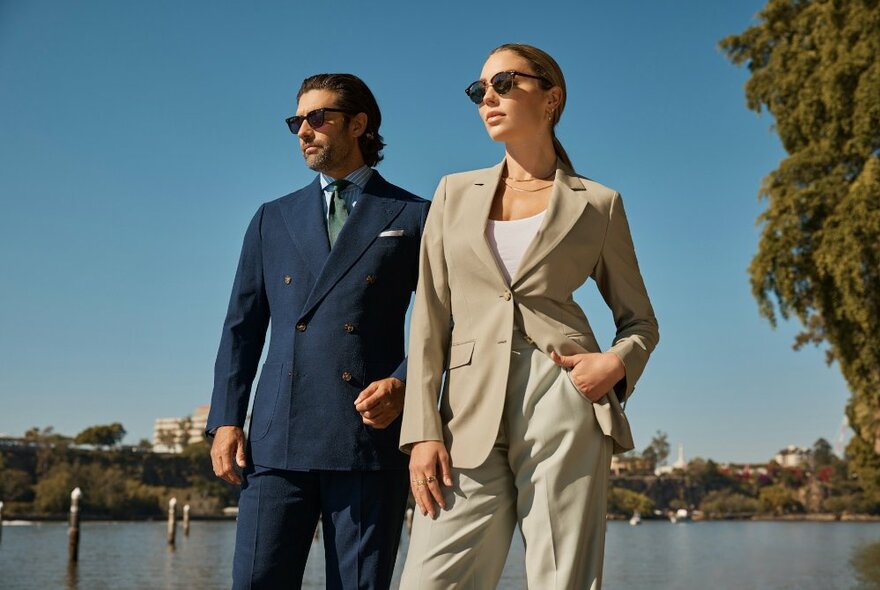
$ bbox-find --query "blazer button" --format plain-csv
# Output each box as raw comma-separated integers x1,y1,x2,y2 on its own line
343,323,355,333
283,275,292,285
341,371,352,382
502,291,512,301
366,274,377,285
296,322,307,332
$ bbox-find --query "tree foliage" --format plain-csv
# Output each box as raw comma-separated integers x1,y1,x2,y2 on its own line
721,0,880,481
759,484,804,514
642,430,670,470
608,487,654,516
700,490,760,516
74,423,126,447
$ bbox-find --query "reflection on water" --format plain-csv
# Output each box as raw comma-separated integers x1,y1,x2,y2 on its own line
852,540,880,590
0,520,879,589
66,561,77,590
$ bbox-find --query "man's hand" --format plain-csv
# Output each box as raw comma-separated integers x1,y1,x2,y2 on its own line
210,426,247,485
549,351,625,402
354,377,405,429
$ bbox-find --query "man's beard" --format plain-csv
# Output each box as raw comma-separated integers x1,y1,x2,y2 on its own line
303,141,350,174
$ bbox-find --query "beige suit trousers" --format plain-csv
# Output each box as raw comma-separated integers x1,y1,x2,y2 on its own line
400,331,613,589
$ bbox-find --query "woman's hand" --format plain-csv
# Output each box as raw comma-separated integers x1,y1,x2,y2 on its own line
550,351,625,402
409,440,453,518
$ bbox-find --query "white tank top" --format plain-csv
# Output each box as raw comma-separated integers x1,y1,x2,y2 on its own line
485,210,547,285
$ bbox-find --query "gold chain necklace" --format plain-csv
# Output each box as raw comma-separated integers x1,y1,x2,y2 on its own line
503,180,553,193
505,172,555,183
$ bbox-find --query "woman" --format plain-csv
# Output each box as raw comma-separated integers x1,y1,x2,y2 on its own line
399,44,659,589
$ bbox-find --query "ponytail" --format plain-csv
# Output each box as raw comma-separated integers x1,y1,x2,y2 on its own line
552,133,573,169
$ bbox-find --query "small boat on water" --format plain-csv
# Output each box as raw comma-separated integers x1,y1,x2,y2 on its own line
670,508,690,524
629,511,641,526
3,520,35,526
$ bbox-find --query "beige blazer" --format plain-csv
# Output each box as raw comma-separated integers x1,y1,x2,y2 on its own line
400,161,659,468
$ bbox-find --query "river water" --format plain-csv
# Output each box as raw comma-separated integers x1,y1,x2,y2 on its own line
1,520,879,589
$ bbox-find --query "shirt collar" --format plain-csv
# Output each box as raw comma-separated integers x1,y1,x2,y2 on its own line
320,165,373,191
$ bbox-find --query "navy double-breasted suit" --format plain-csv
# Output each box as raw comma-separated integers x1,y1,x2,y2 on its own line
207,170,429,589
208,171,429,469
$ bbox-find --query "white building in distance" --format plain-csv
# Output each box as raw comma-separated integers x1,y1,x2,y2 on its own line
152,404,210,453
655,444,688,476
773,444,811,468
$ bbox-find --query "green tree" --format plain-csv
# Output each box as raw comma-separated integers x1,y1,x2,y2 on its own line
700,490,760,517
0,468,33,501
177,417,194,451
642,430,670,470
721,0,880,484
812,437,835,468
33,464,74,514
23,425,71,445
74,423,126,447
607,487,654,516
759,484,804,515
156,428,178,452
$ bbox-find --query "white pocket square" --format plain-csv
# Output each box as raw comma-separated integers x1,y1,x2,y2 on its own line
378,229,405,237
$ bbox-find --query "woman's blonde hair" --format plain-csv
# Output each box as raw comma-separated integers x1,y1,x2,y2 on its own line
489,43,571,169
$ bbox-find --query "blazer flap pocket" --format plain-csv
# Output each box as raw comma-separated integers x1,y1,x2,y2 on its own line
447,340,475,370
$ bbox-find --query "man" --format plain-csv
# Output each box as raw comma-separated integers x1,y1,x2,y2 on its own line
207,73,429,589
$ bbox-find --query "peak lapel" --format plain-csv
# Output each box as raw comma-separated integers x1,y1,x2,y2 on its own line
511,165,588,287
300,172,404,318
466,161,509,289
278,176,330,281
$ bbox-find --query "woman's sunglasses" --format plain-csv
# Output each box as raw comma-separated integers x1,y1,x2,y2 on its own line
286,107,350,134
464,71,551,105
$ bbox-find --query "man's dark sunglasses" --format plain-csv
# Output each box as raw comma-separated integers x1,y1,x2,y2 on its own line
464,70,551,105
286,108,350,134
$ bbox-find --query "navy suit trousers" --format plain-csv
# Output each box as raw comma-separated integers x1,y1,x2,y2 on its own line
232,465,409,589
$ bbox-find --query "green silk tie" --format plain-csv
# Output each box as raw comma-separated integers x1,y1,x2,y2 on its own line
327,179,353,247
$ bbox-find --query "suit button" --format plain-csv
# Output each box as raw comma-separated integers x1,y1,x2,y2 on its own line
366,274,377,285
296,322,307,332
502,291,512,301
342,371,352,382
344,323,355,333
283,275,292,285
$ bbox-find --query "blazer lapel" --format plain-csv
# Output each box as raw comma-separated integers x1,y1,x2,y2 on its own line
511,163,589,287
300,172,405,318
466,161,509,288
278,176,330,281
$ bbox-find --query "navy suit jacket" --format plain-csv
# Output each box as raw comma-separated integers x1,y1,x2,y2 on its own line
207,172,430,471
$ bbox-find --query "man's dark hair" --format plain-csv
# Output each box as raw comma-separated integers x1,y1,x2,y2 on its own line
297,73,385,167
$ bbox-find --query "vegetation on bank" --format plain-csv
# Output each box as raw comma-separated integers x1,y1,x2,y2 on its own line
0,425,237,519
608,436,880,519
2,426,878,520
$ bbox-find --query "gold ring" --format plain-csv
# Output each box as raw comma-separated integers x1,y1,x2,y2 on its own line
413,478,427,486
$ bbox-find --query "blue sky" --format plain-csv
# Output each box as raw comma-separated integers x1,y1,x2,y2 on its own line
0,1,851,463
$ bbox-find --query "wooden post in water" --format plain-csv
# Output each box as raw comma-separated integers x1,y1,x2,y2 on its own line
167,497,177,547
68,487,82,562
183,504,190,537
